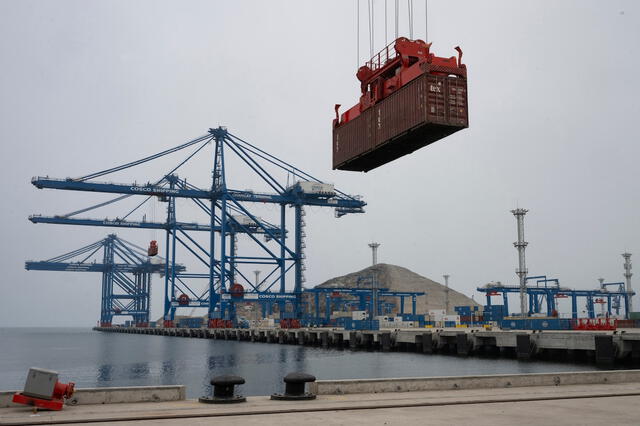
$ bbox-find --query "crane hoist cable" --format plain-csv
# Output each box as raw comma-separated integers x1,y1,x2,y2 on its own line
425,0,428,41
368,0,374,58
395,0,399,39
407,0,414,39
356,0,426,72
385,0,388,45
357,0,360,68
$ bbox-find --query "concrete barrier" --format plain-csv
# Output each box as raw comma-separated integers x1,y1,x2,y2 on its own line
0,385,186,408
308,370,640,395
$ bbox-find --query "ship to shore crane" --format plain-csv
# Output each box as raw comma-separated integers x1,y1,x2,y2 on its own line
25,234,183,326
30,127,366,327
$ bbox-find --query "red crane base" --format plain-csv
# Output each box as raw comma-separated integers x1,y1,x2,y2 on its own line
12,393,65,411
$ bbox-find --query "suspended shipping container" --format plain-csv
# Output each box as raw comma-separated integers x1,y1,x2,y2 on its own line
333,37,468,172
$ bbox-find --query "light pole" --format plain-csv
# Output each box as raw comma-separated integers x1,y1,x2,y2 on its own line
368,242,380,266
623,253,633,313
443,274,450,314
511,208,529,317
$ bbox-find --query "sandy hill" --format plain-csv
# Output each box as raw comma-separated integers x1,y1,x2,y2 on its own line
313,263,478,315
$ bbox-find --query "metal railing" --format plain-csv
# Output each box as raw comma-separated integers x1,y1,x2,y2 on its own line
364,41,398,71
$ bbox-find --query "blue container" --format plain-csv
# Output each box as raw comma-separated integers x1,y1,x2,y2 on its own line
484,305,501,311
484,305,505,321
334,317,348,328
499,319,524,329
529,318,572,330
363,320,379,330
455,306,472,315
401,314,425,322
345,320,380,330
178,317,203,328
500,318,572,330
444,321,457,328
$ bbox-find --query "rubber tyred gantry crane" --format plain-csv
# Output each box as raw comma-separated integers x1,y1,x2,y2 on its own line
478,278,634,320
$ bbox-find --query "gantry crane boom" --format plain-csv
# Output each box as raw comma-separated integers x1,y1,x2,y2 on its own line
26,234,185,326
31,177,364,210
30,127,366,327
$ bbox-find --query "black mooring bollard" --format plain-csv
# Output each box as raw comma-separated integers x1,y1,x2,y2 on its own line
199,375,246,404
271,372,316,400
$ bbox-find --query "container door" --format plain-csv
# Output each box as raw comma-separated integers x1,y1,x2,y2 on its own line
426,75,447,124
446,77,468,127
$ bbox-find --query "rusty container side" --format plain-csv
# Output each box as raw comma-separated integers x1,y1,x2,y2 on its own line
373,73,427,148
333,107,376,170
333,72,467,172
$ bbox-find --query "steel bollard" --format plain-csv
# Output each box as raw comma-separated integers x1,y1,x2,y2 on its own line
271,372,316,400
199,375,246,404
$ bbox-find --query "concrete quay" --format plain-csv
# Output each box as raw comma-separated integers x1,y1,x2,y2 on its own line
2,372,640,425
0,386,185,409
95,326,640,364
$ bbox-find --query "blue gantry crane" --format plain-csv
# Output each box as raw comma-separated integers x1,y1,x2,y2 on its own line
478,276,634,319
304,287,425,326
600,281,627,316
30,127,366,327
25,234,183,326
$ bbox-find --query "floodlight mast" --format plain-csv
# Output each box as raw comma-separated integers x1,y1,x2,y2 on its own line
443,274,450,314
623,253,633,312
511,208,529,317
368,242,380,266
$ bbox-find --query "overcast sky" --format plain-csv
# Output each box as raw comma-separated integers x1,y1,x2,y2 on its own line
0,0,638,326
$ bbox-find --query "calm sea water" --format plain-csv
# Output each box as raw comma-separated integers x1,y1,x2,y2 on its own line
0,328,605,398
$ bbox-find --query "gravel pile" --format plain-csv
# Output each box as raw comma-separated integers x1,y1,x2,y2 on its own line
313,263,479,314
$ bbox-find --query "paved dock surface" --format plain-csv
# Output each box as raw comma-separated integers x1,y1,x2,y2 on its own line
2,383,640,425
